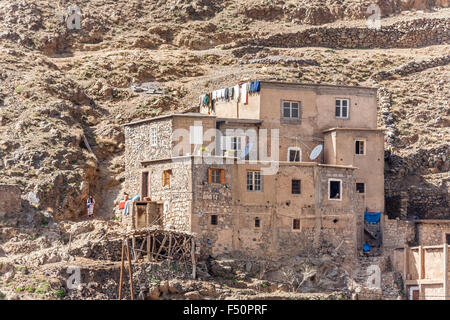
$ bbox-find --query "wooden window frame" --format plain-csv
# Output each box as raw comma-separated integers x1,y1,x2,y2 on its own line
141,171,149,198
208,168,225,184
162,169,172,187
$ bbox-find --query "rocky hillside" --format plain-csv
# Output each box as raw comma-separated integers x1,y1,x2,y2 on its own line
0,0,448,299
0,0,448,221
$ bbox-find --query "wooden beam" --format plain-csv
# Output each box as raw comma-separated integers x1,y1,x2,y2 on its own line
444,244,448,300
125,238,135,300
155,234,167,260
147,234,151,262
404,244,409,295
191,237,196,279
419,245,424,280
118,237,126,300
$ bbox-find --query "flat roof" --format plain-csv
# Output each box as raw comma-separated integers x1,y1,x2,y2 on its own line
323,127,386,133
259,80,378,91
216,118,264,125
141,156,356,170
122,112,216,127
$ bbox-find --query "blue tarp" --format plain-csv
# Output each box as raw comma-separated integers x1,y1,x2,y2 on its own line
364,211,381,224
363,243,371,252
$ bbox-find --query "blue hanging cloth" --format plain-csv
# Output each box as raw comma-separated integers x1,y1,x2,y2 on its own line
363,243,371,252
254,81,260,92
364,211,381,224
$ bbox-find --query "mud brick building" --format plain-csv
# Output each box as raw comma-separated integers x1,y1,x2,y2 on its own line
123,81,388,261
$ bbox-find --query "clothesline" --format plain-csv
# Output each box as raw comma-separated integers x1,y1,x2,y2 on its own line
199,81,261,110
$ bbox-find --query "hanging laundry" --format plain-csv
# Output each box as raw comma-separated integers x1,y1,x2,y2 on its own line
254,81,260,92
233,85,240,101
240,83,248,104
249,81,255,93
208,92,213,108
203,93,209,105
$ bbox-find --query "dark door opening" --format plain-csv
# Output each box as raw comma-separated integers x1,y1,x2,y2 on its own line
141,172,149,199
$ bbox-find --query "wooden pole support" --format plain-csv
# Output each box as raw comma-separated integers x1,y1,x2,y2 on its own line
443,244,448,300
126,238,135,300
118,237,126,300
191,237,196,279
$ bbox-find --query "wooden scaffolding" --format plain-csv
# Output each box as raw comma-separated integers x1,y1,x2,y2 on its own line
118,227,199,300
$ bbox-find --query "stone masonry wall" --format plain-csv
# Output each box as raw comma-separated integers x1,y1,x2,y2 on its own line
416,221,450,245
383,216,415,249
123,118,173,195
0,184,21,217
146,158,193,232
231,18,449,51
191,162,234,257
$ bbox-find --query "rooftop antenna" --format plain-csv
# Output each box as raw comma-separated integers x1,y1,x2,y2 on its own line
309,144,323,161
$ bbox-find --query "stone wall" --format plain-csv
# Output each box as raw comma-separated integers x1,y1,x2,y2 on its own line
416,221,450,245
231,18,449,51
383,216,415,250
372,54,450,81
0,184,21,217
144,158,193,232
123,118,173,194
189,161,362,260
191,162,235,257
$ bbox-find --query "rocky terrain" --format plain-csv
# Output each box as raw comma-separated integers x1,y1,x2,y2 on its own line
0,0,448,299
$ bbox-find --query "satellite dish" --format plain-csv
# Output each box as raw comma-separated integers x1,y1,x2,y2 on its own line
309,144,323,160
240,142,253,159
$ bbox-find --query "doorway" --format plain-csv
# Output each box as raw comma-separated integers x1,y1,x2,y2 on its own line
141,172,149,199
409,286,420,300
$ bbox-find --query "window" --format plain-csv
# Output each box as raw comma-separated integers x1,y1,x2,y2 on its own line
335,99,349,119
211,215,218,225
231,137,241,151
288,147,301,162
282,101,300,119
255,217,261,228
208,168,225,184
292,180,301,194
189,125,203,145
356,183,365,194
293,219,300,230
162,169,172,187
355,140,365,155
150,127,158,146
247,171,262,191
329,179,342,200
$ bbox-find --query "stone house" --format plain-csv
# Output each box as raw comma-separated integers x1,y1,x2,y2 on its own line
123,81,387,262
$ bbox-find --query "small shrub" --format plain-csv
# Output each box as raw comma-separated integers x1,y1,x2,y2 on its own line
54,289,66,299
